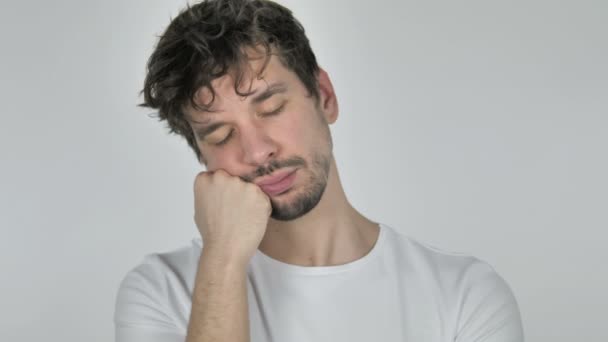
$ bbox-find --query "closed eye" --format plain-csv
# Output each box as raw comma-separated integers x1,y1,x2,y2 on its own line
212,129,234,146
209,102,286,147
261,102,286,117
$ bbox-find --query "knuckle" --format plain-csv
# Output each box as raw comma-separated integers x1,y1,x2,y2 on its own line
194,172,209,187
214,169,229,178
246,181,261,193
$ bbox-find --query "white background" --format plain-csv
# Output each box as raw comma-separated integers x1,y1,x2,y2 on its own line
1,0,606,341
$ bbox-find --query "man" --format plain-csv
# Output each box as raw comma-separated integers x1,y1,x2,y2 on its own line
114,0,524,341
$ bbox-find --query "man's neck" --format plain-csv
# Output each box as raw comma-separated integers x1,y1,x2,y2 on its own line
259,158,379,267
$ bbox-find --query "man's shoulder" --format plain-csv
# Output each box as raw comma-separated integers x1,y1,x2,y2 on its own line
142,238,202,272
117,238,202,297
383,224,487,270
114,238,201,329
384,223,523,340
382,223,509,292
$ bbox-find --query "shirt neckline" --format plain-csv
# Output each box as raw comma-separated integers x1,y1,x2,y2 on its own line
252,222,387,276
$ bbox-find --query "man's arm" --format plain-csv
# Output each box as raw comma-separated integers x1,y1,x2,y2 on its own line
115,170,268,342
184,169,271,341
186,249,250,342
114,247,252,342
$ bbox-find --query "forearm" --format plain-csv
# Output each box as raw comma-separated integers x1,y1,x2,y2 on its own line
186,249,250,342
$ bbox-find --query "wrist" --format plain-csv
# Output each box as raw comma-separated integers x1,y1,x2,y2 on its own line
200,246,250,270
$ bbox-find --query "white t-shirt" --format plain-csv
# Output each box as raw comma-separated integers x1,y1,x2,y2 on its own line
114,223,524,342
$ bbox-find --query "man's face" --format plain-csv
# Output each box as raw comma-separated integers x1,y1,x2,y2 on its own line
185,53,338,221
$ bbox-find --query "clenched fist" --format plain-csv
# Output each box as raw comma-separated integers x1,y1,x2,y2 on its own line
193,169,271,266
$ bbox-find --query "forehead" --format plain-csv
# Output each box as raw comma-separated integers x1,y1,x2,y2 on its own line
188,53,296,117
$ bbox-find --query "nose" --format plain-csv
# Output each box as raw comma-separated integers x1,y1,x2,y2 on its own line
239,123,278,166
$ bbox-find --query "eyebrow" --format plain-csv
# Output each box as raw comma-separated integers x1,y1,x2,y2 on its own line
193,81,288,140
251,82,288,104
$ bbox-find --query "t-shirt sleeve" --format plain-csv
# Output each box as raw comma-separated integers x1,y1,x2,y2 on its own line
454,260,525,342
114,257,186,342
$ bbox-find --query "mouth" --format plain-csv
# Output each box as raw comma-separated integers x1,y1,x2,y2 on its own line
255,169,297,196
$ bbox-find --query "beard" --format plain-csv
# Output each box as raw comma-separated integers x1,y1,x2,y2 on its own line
269,151,330,221
240,144,332,222
240,151,331,221
241,110,333,221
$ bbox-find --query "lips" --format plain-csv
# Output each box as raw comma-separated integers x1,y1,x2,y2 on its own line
256,169,293,186
255,169,297,196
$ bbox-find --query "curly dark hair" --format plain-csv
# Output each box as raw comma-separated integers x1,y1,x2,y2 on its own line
140,0,320,163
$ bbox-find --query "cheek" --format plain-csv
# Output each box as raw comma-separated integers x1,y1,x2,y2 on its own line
201,108,322,170
199,143,232,172
274,111,317,153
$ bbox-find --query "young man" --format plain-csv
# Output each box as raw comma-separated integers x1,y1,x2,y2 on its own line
114,1,524,341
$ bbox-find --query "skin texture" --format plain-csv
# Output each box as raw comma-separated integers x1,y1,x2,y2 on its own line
185,50,379,266
184,49,380,342
188,51,333,220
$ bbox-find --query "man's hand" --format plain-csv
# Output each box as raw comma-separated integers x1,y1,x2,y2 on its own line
193,169,272,266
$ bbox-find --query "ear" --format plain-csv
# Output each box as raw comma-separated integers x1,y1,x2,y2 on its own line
316,68,339,124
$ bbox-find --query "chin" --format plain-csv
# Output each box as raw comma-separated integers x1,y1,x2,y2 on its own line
269,180,326,221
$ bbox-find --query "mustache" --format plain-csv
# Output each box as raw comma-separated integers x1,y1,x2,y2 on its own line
240,156,306,183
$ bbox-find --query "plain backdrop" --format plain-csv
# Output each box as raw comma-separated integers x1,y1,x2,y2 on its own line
1,0,606,341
